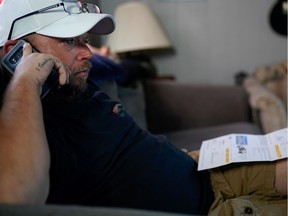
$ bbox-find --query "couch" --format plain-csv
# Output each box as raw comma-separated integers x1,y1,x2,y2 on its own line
142,80,263,151
1,65,286,215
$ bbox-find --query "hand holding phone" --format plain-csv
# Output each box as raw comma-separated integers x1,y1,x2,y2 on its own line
1,40,61,99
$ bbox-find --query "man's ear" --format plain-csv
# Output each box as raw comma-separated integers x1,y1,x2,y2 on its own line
3,40,18,54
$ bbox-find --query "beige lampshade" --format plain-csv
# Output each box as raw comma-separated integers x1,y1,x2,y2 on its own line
106,2,172,54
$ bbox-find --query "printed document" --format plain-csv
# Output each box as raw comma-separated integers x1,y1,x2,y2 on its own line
198,128,287,171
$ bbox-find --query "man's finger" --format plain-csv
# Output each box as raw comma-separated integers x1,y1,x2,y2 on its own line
54,58,70,85
22,42,32,56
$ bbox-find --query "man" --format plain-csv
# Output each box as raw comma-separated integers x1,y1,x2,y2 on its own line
0,0,286,215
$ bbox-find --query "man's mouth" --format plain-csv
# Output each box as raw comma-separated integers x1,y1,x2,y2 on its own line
72,64,92,78
74,69,89,77
70,61,92,82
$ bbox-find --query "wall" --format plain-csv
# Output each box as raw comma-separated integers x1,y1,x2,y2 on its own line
99,0,287,85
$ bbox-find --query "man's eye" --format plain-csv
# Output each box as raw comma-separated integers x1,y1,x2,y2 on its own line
64,38,75,46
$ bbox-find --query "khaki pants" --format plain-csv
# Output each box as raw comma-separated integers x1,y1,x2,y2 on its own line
188,151,287,216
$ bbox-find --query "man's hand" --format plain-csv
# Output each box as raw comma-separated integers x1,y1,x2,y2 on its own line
14,42,70,95
182,149,200,163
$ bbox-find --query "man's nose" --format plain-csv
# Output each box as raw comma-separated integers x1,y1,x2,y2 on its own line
76,45,93,61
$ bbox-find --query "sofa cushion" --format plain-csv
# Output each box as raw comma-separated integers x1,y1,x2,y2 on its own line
143,80,252,134
164,122,262,151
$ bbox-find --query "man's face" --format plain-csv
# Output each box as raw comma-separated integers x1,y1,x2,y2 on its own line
25,33,93,91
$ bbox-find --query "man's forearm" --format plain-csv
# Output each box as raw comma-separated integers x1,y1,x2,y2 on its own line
0,78,50,204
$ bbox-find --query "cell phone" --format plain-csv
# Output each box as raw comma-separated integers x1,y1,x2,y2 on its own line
1,40,59,99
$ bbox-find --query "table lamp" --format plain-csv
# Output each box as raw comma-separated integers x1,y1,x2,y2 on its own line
105,2,173,82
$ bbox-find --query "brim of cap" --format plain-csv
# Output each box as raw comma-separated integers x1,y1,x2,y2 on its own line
37,13,115,38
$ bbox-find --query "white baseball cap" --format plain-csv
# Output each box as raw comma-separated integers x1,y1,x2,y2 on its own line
0,0,115,46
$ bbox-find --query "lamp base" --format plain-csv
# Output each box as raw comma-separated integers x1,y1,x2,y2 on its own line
118,54,157,86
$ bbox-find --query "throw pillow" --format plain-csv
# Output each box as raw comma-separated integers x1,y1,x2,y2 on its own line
243,77,287,133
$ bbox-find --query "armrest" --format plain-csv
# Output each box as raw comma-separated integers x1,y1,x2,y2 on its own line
143,80,252,133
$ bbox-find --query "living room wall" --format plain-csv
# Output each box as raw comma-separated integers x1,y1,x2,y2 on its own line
98,0,287,85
